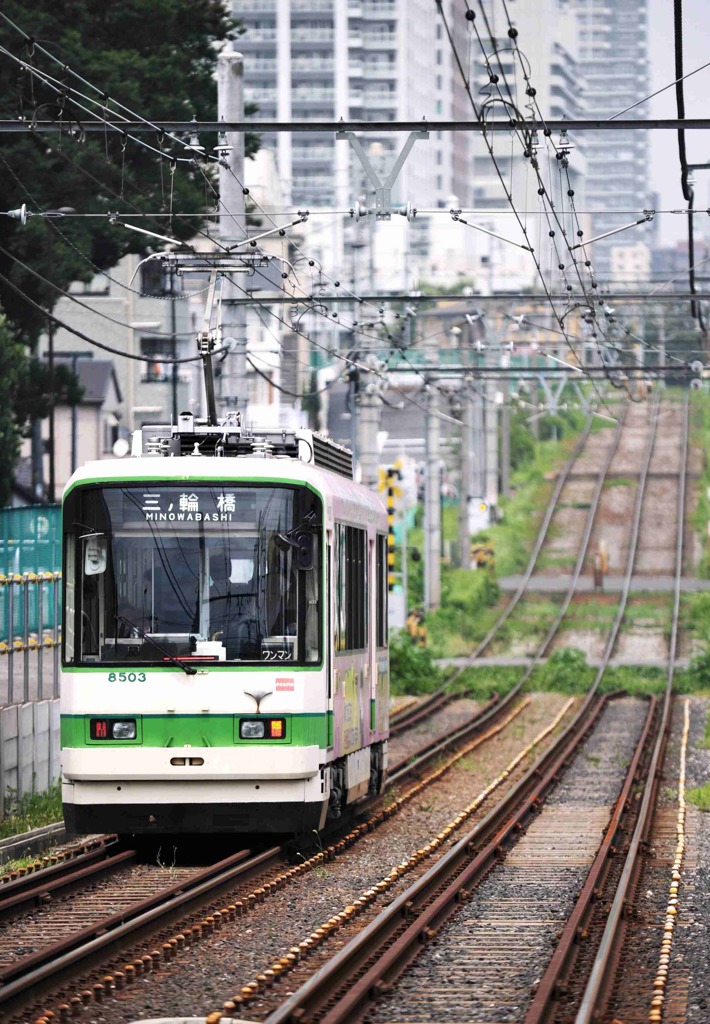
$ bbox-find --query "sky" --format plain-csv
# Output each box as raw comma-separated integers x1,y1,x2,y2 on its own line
649,0,710,245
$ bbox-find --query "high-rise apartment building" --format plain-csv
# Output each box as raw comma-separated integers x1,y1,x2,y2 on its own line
467,0,587,291
568,0,650,276
236,0,469,212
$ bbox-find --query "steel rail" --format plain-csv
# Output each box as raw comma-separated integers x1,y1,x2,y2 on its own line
573,391,690,1024
0,836,118,892
389,412,600,740
262,396,664,1024
451,398,627,697
531,402,630,661
0,847,135,923
387,690,457,736
524,694,659,1023
0,846,281,1013
386,693,506,783
459,409,598,667
388,687,499,739
262,691,614,1024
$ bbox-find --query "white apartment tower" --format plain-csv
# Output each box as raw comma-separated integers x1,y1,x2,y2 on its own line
468,0,588,291
235,0,470,212
568,0,650,277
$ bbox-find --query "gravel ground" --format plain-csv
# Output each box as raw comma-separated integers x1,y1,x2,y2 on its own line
365,696,649,1024
388,697,482,764
12,694,573,1024
677,696,710,1024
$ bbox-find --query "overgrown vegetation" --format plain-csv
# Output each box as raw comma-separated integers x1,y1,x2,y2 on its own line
687,783,710,812
690,393,710,577
0,785,62,841
389,631,444,695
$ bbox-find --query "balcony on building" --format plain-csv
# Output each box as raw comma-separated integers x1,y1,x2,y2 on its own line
361,31,397,48
292,146,335,164
292,58,335,74
245,58,278,77
362,61,397,79
361,1,397,17
292,0,335,10
362,90,396,109
292,26,334,43
291,87,335,103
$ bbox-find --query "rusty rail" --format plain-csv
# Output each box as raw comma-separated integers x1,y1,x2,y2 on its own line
0,846,281,1014
262,692,614,1024
572,391,690,1024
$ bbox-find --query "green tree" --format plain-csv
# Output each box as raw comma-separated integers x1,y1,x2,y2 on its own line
0,1,258,349
0,310,28,504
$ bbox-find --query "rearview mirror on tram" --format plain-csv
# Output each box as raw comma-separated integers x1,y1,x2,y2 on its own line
84,534,107,575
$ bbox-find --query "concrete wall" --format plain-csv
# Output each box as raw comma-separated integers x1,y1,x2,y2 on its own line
0,699,60,816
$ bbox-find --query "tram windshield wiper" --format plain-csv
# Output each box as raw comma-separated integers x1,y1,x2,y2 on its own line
117,616,197,676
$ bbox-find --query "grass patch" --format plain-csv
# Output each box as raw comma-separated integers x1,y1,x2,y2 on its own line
690,393,710,577
0,785,62,840
390,631,445,695
687,783,710,811
604,477,635,488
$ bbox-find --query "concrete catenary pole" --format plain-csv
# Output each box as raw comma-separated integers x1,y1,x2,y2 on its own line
458,381,475,568
424,335,441,611
484,348,499,520
356,335,382,491
217,47,247,419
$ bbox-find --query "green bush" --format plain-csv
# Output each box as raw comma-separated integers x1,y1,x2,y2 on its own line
389,630,444,696
0,784,62,839
531,648,595,693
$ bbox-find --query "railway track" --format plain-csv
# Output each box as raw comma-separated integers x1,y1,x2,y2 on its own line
2,395,693,1024
212,391,689,1023
0,692,566,1019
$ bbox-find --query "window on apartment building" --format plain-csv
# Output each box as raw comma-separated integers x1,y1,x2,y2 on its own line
140,261,168,296
70,272,109,296
103,417,120,454
436,74,442,90
140,336,174,382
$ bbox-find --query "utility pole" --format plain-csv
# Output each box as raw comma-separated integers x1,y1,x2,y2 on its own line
169,266,178,424
424,334,441,611
500,350,511,499
484,348,499,521
217,47,247,420
356,333,382,490
458,381,475,568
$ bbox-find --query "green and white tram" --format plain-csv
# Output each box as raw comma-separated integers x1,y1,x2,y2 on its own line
60,416,389,835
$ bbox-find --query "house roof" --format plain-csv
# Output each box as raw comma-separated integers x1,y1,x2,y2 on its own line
56,359,123,405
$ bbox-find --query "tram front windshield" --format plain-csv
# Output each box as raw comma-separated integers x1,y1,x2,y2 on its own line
63,484,321,666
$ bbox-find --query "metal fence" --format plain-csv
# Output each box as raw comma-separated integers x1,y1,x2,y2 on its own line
1,505,61,572
0,506,62,706
0,573,61,704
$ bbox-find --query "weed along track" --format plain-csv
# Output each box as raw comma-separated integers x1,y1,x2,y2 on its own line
1,398,700,1024
4,693,576,1024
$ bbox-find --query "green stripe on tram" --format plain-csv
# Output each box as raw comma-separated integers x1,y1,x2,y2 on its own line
61,712,330,748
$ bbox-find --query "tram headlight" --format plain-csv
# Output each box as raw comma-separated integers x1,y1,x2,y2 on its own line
239,718,286,740
111,720,137,740
240,720,266,739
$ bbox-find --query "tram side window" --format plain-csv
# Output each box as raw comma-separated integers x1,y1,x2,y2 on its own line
334,524,368,652
376,533,388,648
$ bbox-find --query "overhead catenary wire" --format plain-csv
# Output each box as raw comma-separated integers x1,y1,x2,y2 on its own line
441,2,623,412
0,268,229,364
